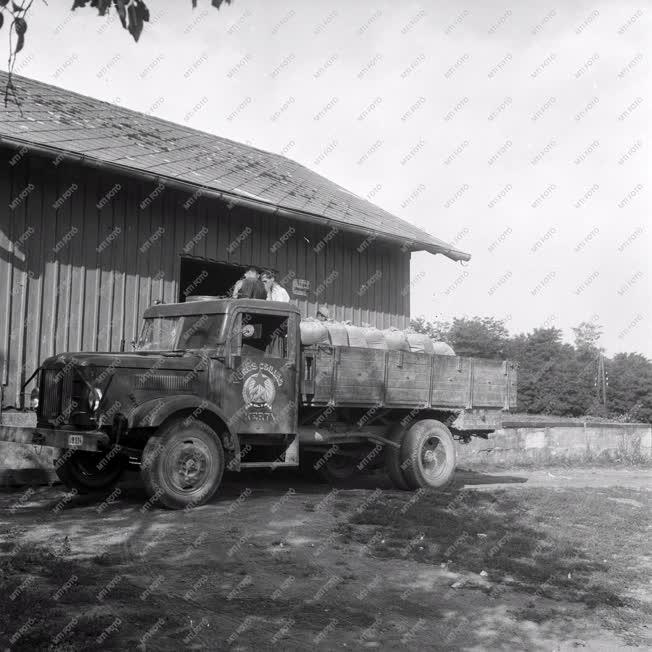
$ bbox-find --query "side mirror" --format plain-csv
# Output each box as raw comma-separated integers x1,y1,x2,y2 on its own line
242,324,263,339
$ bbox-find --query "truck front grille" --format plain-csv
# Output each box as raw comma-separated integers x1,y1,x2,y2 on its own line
135,374,192,392
40,368,73,422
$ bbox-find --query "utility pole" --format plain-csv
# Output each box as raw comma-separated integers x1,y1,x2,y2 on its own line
596,352,608,409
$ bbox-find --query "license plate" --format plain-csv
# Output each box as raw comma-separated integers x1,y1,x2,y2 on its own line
68,434,84,447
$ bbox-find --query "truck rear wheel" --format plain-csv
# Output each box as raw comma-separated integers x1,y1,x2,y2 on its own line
400,419,456,489
55,449,126,493
140,418,224,510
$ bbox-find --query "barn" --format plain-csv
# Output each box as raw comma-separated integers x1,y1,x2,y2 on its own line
0,71,469,409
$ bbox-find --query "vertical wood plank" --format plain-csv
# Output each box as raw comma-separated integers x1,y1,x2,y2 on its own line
204,194,219,261
71,165,86,353
343,235,354,324
0,148,13,387
7,153,29,404
162,181,177,304
22,156,44,389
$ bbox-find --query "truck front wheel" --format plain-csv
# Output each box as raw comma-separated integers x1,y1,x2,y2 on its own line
140,419,224,510
400,419,456,489
55,449,127,493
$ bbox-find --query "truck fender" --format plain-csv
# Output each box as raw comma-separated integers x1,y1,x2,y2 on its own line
127,396,240,464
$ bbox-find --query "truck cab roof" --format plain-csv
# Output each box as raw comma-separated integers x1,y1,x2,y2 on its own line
143,298,301,319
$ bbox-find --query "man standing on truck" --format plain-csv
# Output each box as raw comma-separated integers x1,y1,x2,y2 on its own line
233,267,267,299
261,270,290,302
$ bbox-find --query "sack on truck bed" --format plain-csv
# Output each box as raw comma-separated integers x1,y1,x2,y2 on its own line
383,327,410,351
362,326,387,350
300,319,455,355
406,332,435,354
431,341,455,356
344,324,367,348
324,321,349,346
300,319,330,346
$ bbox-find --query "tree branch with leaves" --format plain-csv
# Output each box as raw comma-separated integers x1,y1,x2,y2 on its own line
1,0,233,105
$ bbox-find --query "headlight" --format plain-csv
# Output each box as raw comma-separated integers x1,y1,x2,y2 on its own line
30,387,39,410
88,387,103,412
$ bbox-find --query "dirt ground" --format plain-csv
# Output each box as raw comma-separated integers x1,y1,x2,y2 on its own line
0,466,650,651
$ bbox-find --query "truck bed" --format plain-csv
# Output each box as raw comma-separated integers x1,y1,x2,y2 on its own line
300,345,517,411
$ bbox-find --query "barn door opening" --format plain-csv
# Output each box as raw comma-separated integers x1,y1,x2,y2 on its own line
179,257,247,301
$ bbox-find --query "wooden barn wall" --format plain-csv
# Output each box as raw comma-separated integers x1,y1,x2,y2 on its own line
0,149,411,407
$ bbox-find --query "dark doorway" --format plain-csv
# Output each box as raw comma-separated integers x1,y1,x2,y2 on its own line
179,257,247,301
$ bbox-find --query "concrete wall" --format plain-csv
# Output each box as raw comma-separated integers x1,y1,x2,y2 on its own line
456,422,652,466
0,411,56,485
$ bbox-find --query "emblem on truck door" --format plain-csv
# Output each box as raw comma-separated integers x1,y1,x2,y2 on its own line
243,372,276,410
240,360,284,422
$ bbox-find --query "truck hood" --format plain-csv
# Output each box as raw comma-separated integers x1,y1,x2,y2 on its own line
41,351,204,372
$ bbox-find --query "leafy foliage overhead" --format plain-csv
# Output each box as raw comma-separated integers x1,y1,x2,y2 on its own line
70,0,233,42
71,0,151,42
0,0,234,104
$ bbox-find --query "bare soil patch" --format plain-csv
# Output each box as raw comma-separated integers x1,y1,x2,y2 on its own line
0,467,649,650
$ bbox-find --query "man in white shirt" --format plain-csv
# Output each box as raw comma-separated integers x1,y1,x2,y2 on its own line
261,270,290,302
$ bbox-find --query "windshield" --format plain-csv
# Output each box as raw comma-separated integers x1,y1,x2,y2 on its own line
136,314,225,351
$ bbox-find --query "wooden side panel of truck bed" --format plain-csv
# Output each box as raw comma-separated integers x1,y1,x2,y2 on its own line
472,358,513,408
431,355,473,407
385,351,431,407
302,345,517,410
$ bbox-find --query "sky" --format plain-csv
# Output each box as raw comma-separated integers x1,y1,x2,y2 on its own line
1,0,650,356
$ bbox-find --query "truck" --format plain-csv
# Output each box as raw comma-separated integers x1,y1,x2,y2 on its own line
7,298,517,509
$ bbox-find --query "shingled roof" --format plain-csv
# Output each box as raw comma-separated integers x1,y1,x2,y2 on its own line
0,72,470,262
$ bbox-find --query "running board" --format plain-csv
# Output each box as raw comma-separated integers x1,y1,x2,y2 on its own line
239,434,299,469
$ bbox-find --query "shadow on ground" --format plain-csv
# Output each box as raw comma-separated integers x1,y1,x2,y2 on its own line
453,468,529,487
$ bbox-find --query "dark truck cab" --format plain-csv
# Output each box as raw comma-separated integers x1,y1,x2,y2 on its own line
30,298,516,509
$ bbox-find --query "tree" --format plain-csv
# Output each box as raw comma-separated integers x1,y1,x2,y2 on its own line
447,316,509,359
506,327,595,416
606,353,652,423
410,316,451,343
570,321,608,416
411,316,510,357
572,321,603,355
511,327,566,414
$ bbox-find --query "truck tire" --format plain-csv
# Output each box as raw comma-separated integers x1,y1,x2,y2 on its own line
140,418,224,510
399,419,456,489
385,426,410,490
55,449,126,493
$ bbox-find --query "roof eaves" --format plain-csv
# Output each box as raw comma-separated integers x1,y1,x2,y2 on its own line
0,131,471,262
